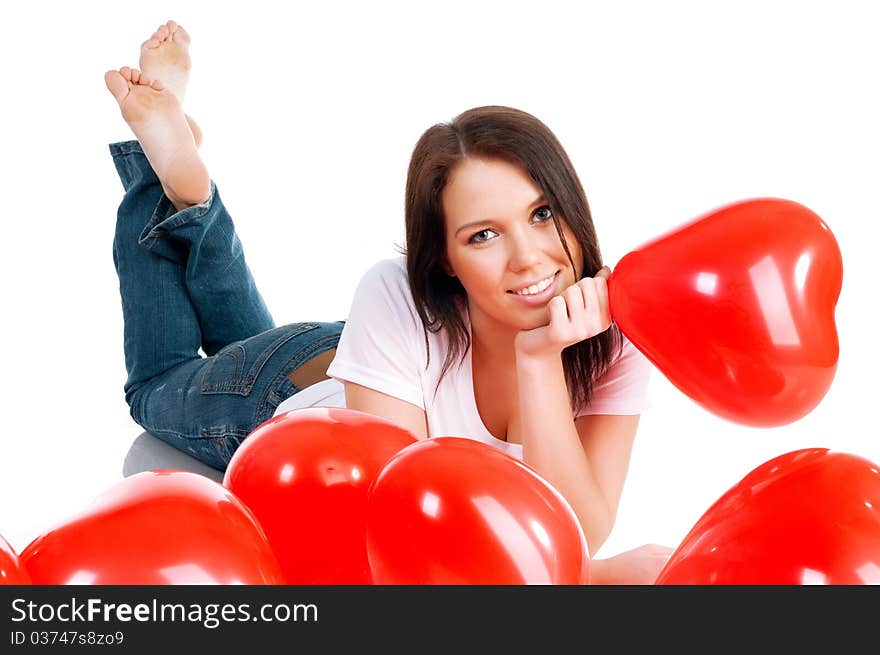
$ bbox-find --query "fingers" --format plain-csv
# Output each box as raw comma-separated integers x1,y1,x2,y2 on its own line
592,273,611,327
578,277,598,306
563,283,585,320
517,272,613,358
547,295,568,326
578,278,607,334
553,274,612,339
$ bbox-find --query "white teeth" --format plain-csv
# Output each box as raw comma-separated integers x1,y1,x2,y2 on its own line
515,274,554,296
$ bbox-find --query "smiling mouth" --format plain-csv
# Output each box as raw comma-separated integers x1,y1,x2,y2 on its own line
507,271,559,296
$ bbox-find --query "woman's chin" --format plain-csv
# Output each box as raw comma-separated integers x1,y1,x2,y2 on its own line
506,308,551,332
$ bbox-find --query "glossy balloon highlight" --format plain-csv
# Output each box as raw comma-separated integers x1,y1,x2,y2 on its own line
610,198,842,426
656,448,880,584
20,470,283,584
0,534,30,584
366,437,590,584
223,407,418,584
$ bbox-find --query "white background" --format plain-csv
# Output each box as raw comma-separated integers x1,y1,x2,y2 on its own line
0,0,877,562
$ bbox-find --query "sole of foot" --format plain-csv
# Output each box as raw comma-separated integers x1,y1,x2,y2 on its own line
105,66,210,210
139,20,191,102
139,20,202,148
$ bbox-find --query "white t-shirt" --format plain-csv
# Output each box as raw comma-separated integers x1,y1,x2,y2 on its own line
274,256,652,460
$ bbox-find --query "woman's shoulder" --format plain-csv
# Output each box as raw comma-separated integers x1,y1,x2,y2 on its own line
358,255,409,288
351,255,419,319
616,330,638,358
576,329,653,416
602,329,652,378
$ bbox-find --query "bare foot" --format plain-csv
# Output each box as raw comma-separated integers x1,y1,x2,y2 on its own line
139,20,190,102
138,20,202,148
105,66,210,210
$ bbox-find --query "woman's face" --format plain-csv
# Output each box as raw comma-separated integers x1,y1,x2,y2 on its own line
442,156,583,334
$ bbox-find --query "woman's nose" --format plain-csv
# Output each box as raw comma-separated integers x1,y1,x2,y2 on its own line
507,232,542,271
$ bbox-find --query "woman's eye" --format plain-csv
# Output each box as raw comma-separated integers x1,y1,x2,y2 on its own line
533,205,553,222
468,229,497,244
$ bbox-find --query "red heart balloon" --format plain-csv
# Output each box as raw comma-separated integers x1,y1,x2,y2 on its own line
0,534,30,584
609,198,842,427
366,437,590,584
223,407,418,584
655,448,880,584
20,470,283,584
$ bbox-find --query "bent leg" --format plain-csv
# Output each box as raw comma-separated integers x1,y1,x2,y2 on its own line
130,141,275,356
111,140,275,399
111,140,203,403
111,140,343,469
129,321,344,470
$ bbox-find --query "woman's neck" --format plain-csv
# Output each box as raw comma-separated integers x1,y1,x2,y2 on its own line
468,305,518,371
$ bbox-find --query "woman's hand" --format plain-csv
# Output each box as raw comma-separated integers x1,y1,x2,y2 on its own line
590,543,676,585
514,266,613,361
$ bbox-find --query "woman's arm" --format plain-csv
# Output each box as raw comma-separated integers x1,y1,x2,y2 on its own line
515,357,637,555
574,413,639,543
344,381,429,440
514,266,636,555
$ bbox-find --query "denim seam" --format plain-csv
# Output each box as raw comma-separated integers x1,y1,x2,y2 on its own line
201,344,247,393
200,323,321,395
109,140,144,157
141,424,216,442
138,182,219,253
138,423,250,445
199,425,251,438
110,142,160,192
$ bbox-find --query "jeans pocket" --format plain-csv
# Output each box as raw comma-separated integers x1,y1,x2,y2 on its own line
200,323,320,396
252,332,343,427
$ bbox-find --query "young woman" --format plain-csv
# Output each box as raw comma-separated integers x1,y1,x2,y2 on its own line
105,20,672,583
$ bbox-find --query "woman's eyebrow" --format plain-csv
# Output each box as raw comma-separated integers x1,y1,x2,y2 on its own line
529,194,547,208
454,194,547,236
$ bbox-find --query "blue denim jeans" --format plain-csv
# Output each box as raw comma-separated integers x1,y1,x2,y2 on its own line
110,140,344,471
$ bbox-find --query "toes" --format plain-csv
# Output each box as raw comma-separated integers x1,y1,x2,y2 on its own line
104,70,129,102
172,25,190,44
143,20,189,47
121,68,156,87
149,27,167,46
136,70,155,85
166,19,190,44
150,79,166,91
141,20,190,48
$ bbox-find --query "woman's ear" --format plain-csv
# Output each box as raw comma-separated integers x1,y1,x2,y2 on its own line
442,256,457,277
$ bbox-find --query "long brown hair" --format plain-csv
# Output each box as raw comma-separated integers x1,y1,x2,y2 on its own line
404,105,622,412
